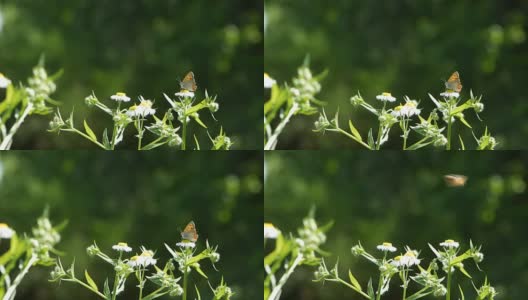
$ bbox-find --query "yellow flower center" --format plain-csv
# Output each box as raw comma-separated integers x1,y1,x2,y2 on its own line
404,250,416,257
382,92,392,97
264,73,270,79
117,242,128,247
264,223,276,229
139,100,152,108
382,242,393,247
140,250,153,257
130,255,139,261
0,223,8,228
0,73,5,78
116,92,126,96
444,239,455,243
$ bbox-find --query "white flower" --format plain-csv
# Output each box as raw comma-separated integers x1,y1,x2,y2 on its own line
0,73,11,88
112,242,132,252
439,239,459,249
176,241,196,248
391,249,420,267
376,92,396,102
264,223,280,239
264,73,276,88
175,90,195,98
127,97,156,117
391,98,421,117
110,92,131,102
440,91,459,98
128,249,157,267
377,242,397,252
0,223,14,239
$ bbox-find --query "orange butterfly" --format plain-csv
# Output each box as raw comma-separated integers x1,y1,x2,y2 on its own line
445,71,462,92
444,174,468,187
181,221,199,242
180,71,198,92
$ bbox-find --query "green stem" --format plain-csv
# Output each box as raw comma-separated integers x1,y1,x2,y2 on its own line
182,117,188,150
335,128,371,149
402,268,408,300
65,128,107,149
446,270,452,300
3,254,38,300
402,118,409,150
375,273,383,300
183,269,188,300
264,103,299,150
0,102,33,150
335,277,370,299
446,106,452,150
138,267,145,300
268,253,303,300
137,118,143,150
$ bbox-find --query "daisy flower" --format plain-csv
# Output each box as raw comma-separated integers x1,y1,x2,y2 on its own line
127,97,156,117
264,73,276,89
176,241,196,249
392,249,420,267
391,98,421,117
377,242,397,252
112,242,132,252
0,73,11,88
376,92,396,102
440,91,460,98
0,223,14,239
264,223,280,239
175,90,195,98
439,239,459,249
110,92,131,102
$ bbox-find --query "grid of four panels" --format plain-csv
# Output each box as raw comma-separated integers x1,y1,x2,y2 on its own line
1,1,526,299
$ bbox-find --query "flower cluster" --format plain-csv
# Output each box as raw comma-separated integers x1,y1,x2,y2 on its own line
264,63,326,149
317,240,496,300
49,81,231,150
52,231,231,299
312,75,496,150
0,63,60,150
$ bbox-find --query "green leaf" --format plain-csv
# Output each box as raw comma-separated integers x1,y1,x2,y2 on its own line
367,278,375,300
193,264,208,279
102,129,110,148
348,269,362,291
457,115,472,128
348,120,362,142
367,128,375,149
195,285,201,300
458,285,465,300
194,135,201,150
83,120,97,141
84,270,99,292
103,279,111,298
193,115,208,129
458,135,465,150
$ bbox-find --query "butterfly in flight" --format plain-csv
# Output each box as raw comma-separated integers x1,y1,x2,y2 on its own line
181,221,199,242
444,71,463,93
444,174,468,187
180,71,198,92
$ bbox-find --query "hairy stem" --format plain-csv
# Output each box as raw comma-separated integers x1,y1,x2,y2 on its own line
264,103,299,150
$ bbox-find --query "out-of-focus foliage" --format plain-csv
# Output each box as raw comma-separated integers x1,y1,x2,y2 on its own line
265,151,528,299
265,0,528,149
0,151,263,300
0,0,262,149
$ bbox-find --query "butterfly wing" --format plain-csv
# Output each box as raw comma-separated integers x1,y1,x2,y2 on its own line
179,71,198,92
181,221,199,242
445,71,462,92
444,174,468,187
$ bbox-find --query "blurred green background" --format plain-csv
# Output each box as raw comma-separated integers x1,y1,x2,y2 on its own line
0,0,262,149
265,151,528,299
0,151,262,299
265,1,528,149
